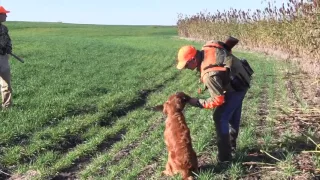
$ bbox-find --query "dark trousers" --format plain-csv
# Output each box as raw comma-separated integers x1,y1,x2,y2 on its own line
213,90,247,161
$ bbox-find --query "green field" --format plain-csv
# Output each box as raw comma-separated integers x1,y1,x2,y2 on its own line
0,22,319,180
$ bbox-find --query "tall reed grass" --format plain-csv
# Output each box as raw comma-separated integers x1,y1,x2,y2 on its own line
177,0,320,75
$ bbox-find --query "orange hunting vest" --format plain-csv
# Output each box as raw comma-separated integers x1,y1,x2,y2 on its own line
200,42,227,82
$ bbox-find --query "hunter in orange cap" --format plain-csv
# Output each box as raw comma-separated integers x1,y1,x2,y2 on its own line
175,37,253,163
0,5,13,109
177,45,197,70
0,6,10,14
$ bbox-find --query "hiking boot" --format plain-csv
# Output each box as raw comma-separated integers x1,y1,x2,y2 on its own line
217,134,232,162
229,128,238,155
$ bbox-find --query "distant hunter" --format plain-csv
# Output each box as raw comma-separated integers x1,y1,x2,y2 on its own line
0,6,13,108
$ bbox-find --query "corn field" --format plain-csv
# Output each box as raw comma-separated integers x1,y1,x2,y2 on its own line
177,0,320,75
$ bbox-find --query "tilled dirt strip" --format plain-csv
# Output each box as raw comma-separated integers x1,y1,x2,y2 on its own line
243,72,320,179
114,116,164,165
277,73,319,179
256,84,270,134
99,116,165,178
51,128,127,180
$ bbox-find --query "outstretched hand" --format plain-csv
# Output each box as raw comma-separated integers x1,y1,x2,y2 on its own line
187,97,201,108
175,92,202,108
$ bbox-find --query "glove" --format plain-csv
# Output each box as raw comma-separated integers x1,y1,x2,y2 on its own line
187,97,203,108
1,47,11,55
5,47,12,54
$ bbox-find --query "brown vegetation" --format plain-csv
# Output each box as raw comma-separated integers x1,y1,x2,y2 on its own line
177,0,320,76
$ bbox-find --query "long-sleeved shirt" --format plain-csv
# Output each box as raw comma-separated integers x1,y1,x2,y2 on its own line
197,70,234,109
0,23,12,55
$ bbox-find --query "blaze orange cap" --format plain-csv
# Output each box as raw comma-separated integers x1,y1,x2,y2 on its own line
0,6,10,14
176,45,197,69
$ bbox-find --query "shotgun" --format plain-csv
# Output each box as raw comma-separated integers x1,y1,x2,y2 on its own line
9,53,24,63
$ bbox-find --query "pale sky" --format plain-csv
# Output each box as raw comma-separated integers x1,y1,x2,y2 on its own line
1,0,289,25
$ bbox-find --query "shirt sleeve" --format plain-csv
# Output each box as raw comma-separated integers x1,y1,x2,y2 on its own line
5,27,12,51
198,71,226,109
0,25,12,52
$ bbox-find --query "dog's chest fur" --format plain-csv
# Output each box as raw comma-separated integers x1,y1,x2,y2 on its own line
164,113,192,150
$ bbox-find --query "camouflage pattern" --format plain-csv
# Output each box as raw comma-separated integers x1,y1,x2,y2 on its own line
197,48,251,107
198,71,233,107
0,23,11,55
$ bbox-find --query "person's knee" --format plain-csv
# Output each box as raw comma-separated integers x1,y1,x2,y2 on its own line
215,120,229,135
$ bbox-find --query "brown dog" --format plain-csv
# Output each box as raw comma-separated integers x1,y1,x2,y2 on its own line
153,92,198,180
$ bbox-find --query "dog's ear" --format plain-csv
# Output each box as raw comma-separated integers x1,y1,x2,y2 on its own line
151,105,164,112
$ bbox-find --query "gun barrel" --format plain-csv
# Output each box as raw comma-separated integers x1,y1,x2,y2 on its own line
224,36,239,52
10,53,24,63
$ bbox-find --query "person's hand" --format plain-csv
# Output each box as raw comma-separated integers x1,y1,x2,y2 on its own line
187,97,202,108
2,47,11,54
175,92,202,108
6,47,12,54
